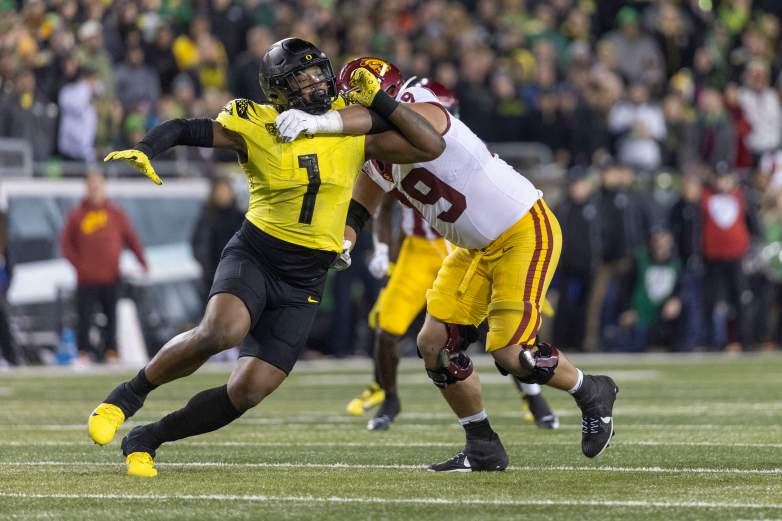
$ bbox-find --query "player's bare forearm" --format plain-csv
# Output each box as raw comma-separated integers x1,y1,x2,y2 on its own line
386,103,445,159
345,103,445,163
352,170,386,215
336,105,374,134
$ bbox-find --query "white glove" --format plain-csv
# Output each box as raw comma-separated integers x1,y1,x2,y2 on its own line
331,239,353,271
275,109,342,142
368,242,390,279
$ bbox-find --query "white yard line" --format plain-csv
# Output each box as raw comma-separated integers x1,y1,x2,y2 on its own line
3,421,782,432
0,491,779,510
5,461,782,475
3,440,782,449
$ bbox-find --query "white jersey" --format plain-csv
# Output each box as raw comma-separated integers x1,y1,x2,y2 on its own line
364,86,542,249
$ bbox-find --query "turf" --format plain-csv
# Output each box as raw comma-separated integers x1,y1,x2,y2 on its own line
0,354,781,520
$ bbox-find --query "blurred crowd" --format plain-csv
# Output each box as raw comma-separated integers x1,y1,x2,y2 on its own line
0,0,778,166
2,0,782,355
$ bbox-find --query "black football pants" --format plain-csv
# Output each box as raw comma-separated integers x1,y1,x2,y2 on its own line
76,282,119,360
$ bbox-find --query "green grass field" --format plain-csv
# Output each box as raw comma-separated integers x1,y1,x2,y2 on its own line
0,354,781,520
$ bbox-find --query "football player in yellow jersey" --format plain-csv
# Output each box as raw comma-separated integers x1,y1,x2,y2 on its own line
86,37,447,477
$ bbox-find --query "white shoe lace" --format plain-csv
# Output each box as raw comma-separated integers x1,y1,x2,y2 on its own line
582,417,600,434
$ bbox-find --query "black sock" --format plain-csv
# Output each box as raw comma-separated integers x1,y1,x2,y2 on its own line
463,418,494,441
377,391,400,418
145,385,244,450
105,369,157,418
129,369,157,395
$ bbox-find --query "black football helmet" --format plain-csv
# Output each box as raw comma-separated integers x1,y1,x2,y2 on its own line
259,37,336,114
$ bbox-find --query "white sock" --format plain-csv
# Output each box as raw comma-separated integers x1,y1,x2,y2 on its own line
458,409,488,425
520,383,541,396
568,369,584,394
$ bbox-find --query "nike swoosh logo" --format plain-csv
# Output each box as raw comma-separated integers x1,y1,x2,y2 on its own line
600,417,612,424
91,412,99,417
463,456,471,468
307,296,319,303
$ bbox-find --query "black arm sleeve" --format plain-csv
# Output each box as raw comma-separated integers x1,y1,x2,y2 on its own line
134,118,214,159
345,199,372,233
368,108,394,134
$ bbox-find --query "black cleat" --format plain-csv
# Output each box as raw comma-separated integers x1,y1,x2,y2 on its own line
367,415,392,431
575,375,618,458
523,394,560,429
121,425,158,458
428,433,508,472
367,394,400,432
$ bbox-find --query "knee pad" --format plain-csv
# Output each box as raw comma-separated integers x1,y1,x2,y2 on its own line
424,324,477,388
516,342,560,384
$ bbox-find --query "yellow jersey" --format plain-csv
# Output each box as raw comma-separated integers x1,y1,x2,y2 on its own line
215,98,365,253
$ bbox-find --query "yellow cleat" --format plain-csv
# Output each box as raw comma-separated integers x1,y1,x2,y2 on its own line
346,383,385,416
88,403,125,446
126,452,157,478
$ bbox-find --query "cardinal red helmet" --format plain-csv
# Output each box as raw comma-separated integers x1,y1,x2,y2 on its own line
337,56,404,98
416,78,459,118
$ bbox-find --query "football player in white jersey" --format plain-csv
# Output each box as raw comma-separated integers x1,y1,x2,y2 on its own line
275,60,618,472
335,62,560,432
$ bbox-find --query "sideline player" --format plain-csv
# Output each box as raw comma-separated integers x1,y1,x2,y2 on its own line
276,60,618,471
87,37,446,477
339,68,559,431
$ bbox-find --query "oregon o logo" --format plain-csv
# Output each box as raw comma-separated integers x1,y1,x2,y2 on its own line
305,54,313,61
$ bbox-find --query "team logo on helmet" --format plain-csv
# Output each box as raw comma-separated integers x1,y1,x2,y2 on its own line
360,58,390,78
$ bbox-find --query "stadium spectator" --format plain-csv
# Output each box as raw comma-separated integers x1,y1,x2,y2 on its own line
760,188,782,350
586,161,652,350
738,60,782,162
144,25,179,95
691,87,737,169
231,27,272,103
604,7,664,89
648,0,696,80
701,167,754,351
0,68,57,161
553,167,601,350
61,170,148,364
608,82,666,172
669,174,705,350
618,229,683,352
57,66,100,161
0,211,19,366
74,20,114,99
570,70,621,166
114,45,160,113
190,176,244,306
660,92,693,169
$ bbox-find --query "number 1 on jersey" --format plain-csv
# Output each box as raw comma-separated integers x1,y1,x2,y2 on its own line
297,154,321,224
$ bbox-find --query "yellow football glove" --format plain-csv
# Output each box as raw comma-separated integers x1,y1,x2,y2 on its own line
348,67,382,107
103,149,162,185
